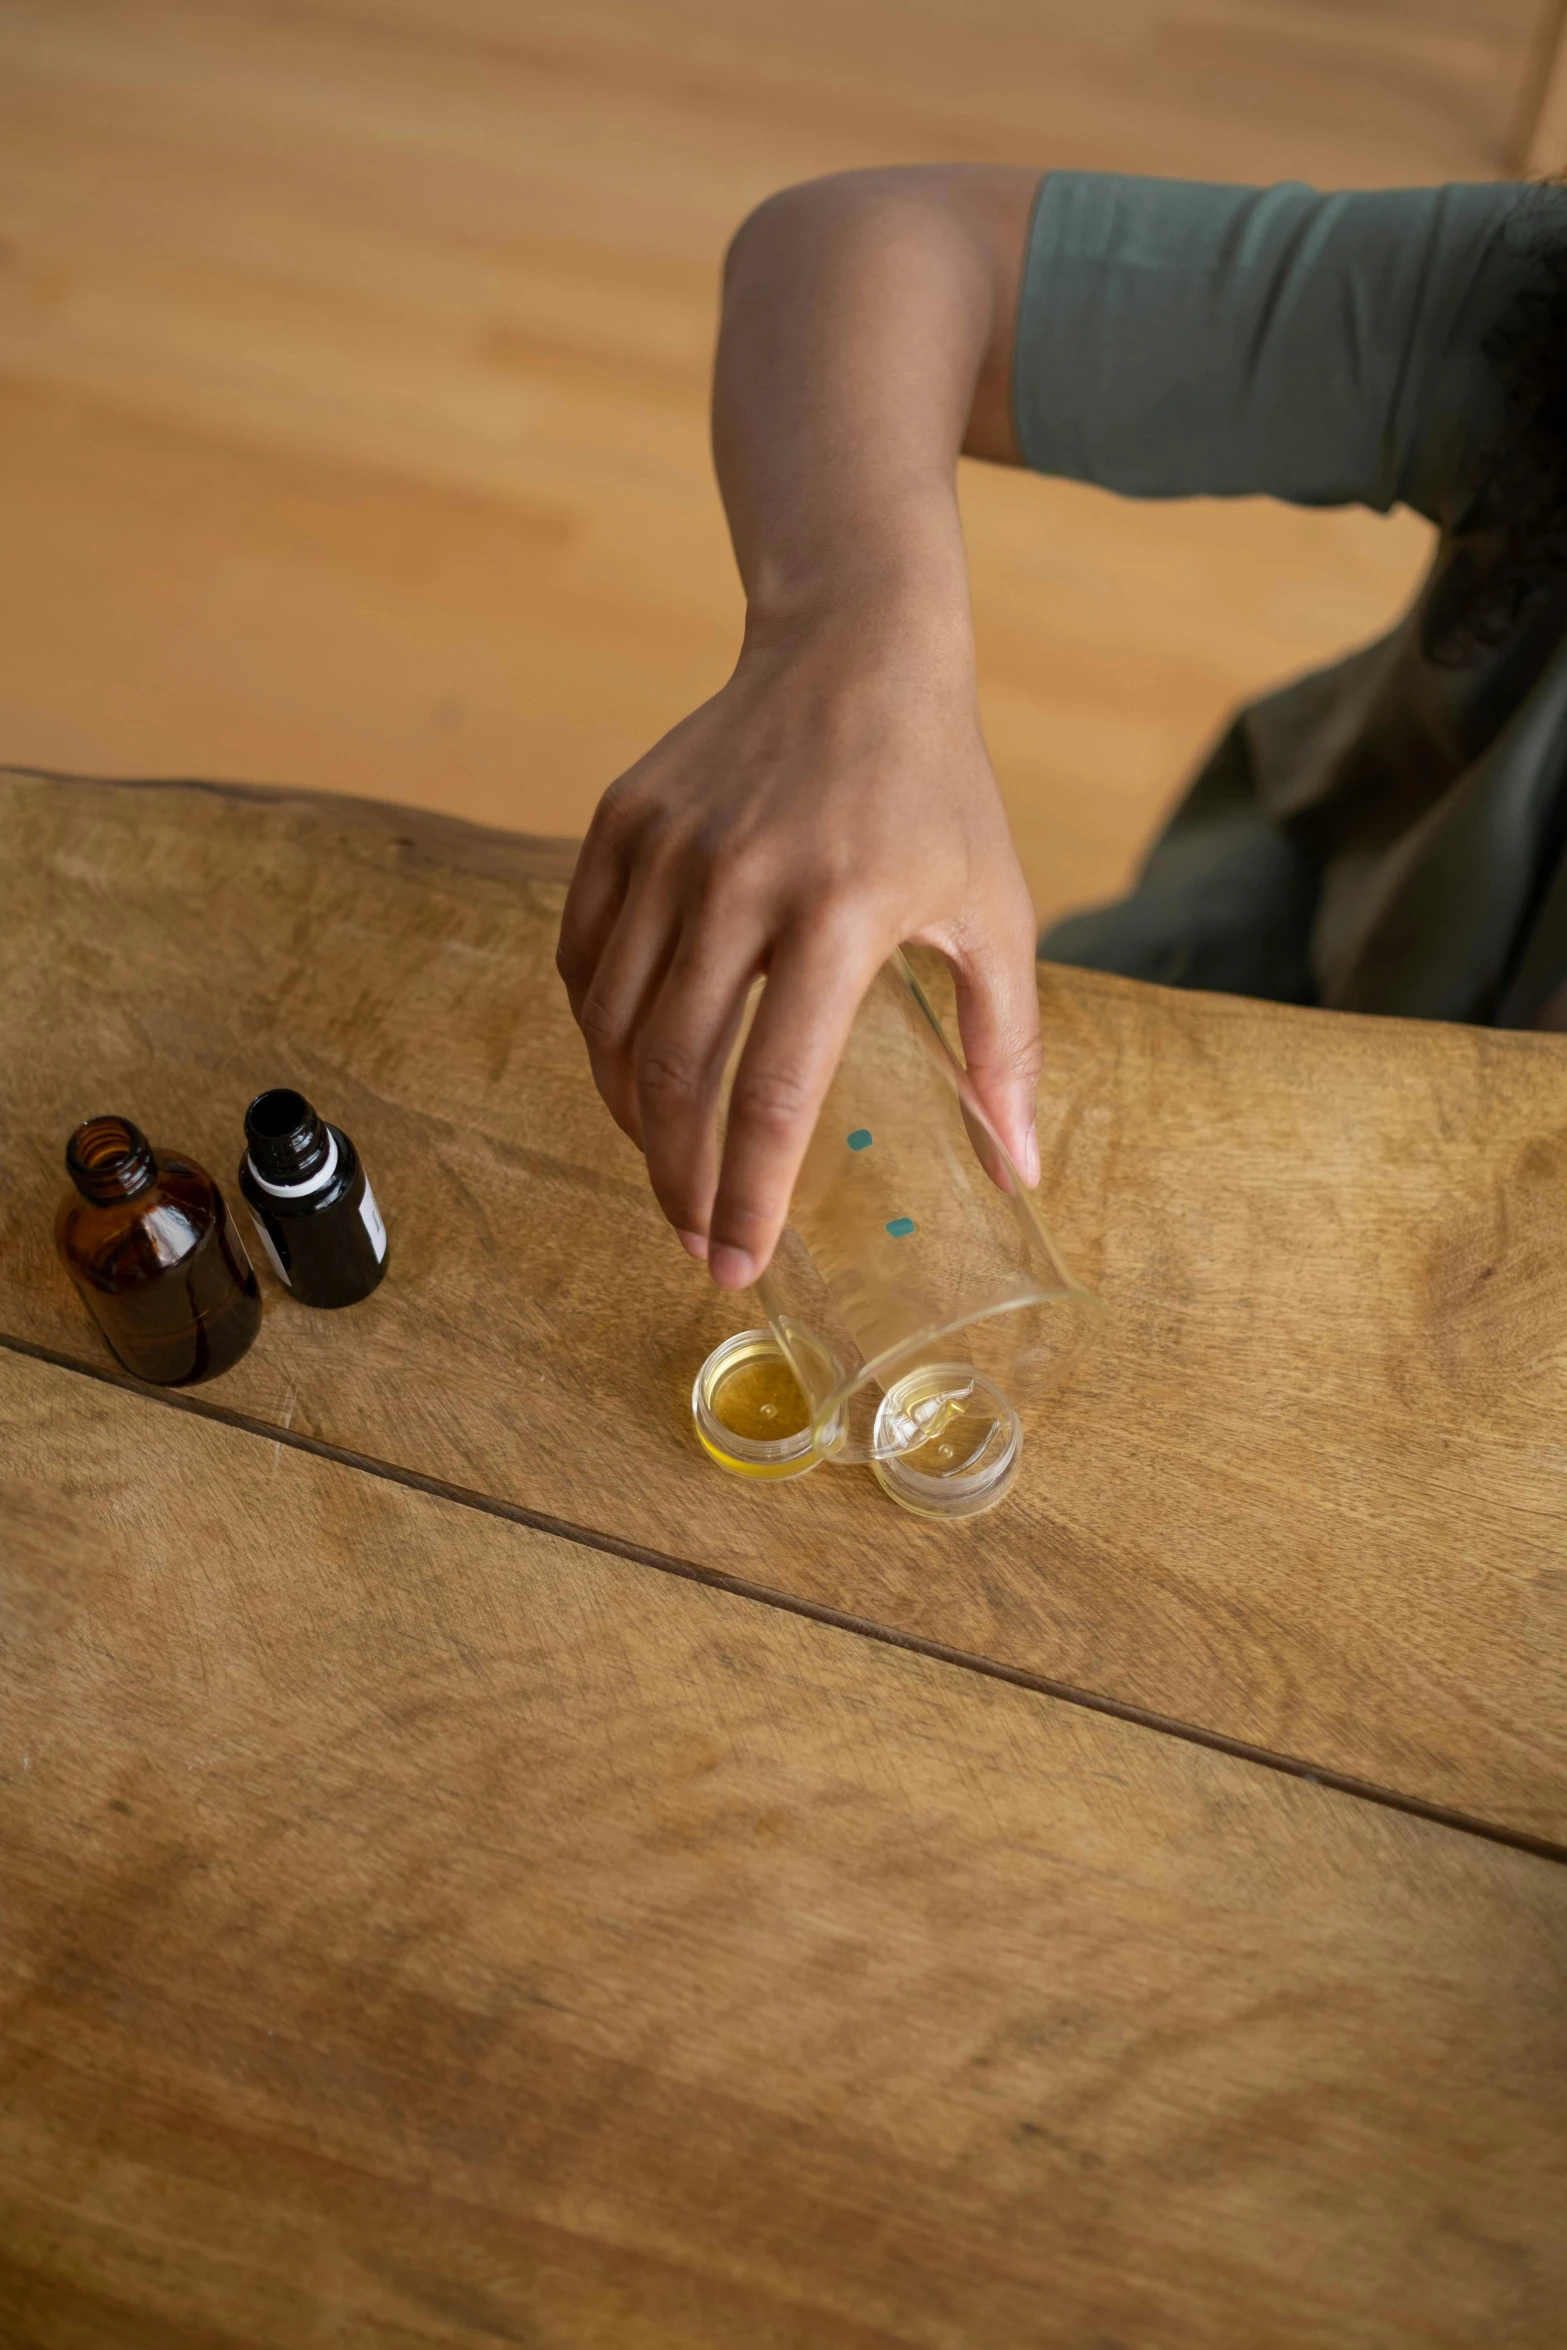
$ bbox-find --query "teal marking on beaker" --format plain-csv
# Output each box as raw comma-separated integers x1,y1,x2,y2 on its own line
847,1128,873,1152
885,1216,916,1239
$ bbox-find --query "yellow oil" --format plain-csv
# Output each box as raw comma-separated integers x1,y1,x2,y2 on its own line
711,1352,811,1443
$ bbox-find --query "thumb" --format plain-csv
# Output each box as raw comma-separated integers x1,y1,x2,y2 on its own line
946,903,1043,1189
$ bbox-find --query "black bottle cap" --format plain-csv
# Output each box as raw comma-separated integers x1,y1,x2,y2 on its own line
244,1089,333,1187
67,1115,157,1204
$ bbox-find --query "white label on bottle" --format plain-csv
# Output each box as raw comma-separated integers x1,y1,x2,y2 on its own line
249,1210,290,1287
359,1178,388,1263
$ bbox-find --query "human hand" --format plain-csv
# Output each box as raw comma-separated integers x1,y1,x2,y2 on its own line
557,601,1041,1291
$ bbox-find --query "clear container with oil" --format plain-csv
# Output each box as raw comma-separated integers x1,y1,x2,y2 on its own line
692,1328,835,1480
694,952,1097,1517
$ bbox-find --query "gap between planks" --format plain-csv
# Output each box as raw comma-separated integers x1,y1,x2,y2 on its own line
6,1327,1562,1871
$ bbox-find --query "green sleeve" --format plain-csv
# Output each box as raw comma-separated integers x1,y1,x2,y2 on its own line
1011,173,1540,523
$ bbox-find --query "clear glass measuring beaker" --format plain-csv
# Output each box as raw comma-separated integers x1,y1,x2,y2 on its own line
710,951,1097,1493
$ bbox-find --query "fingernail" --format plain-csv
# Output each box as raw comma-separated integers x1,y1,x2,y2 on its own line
710,1244,754,1292
677,1229,709,1261
1020,1129,1040,1188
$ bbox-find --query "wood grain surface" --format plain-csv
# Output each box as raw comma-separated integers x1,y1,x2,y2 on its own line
0,0,1529,923
2,1343,1564,2350
4,770,1566,1847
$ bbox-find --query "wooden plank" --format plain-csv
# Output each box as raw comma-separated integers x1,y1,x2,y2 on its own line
0,0,1526,923
2,769,1566,1843
1,1345,1563,2349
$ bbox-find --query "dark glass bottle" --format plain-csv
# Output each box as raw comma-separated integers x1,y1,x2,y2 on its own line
238,1088,388,1309
56,1116,262,1385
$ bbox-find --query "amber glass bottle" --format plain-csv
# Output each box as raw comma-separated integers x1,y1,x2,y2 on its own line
56,1116,262,1385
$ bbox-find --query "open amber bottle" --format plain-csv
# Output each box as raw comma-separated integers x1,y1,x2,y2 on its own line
56,1115,262,1385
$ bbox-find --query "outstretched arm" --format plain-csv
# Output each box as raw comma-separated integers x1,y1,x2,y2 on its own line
557,166,1042,1290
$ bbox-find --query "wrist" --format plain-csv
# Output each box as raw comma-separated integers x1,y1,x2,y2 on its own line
739,508,973,667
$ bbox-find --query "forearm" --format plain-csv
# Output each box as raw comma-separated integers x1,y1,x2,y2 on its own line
712,168,1036,638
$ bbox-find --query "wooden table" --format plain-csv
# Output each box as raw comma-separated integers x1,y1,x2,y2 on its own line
2,767,1564,2347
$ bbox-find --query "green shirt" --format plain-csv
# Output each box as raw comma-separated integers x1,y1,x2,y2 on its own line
1015,172,1567,1026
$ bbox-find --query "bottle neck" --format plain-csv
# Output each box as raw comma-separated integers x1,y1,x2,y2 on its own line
244,1088,336,1195
67,1116,157,1204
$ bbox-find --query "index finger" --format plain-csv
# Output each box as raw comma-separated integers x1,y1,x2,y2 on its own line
708,914,882,1292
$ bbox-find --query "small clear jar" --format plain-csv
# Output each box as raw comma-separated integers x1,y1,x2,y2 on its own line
691,1328,839,1480
871,1366,1022,1519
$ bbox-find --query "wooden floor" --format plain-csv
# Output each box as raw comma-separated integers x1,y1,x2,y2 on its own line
0,0,1547,924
